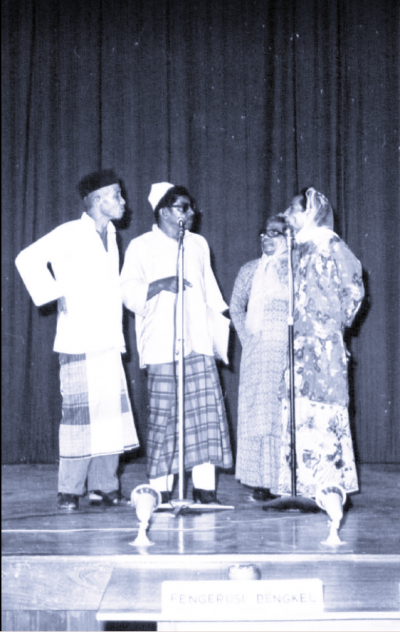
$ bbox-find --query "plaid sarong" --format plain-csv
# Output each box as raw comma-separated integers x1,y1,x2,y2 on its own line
146,352,233,478
59,348,139,459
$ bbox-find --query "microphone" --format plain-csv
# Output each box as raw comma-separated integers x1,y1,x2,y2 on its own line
283,225,295,252
178,218,185,242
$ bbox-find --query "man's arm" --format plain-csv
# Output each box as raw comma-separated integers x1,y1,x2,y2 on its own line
326,239,365,327
337,244,365,327
121,239,192,314
146,277,192,301
15,231,64,306
202,239,228,313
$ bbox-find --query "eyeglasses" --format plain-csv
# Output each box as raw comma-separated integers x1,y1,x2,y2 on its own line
260,229,283,238
170,204,194,214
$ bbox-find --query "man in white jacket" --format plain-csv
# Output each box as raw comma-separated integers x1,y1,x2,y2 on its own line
15,169,139,511
120,182,232,504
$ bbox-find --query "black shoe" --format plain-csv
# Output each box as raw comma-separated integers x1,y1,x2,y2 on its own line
192,488,221,505
160,491,172,504
57,493,79,511
252,487,280,501
89,490,128,506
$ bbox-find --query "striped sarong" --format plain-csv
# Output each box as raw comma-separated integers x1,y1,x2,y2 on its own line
146,352,233,478
59,348,139,459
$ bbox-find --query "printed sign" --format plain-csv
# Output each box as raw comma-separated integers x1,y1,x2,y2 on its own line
162,578,324,620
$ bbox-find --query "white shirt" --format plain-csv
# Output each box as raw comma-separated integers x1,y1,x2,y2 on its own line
120,224,228,367
15,212,125,354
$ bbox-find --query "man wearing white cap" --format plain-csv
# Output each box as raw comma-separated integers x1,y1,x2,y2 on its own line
15,169,139,511
121,183,232,504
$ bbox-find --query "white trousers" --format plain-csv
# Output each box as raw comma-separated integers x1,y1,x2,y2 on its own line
150,463,215,492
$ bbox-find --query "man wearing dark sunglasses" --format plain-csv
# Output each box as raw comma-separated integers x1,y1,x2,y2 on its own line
121,182,232,505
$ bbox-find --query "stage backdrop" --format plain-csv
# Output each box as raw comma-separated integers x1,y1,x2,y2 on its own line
2,0,399,464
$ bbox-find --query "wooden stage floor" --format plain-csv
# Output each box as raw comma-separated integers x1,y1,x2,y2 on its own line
2,460,400,631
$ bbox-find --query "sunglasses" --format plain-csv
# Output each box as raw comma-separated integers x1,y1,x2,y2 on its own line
260,229,283,238
170,204,194,214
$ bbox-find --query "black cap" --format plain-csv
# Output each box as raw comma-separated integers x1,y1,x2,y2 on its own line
78,169,119,198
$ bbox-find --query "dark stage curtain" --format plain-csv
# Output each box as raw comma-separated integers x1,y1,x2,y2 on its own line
2,0,399,464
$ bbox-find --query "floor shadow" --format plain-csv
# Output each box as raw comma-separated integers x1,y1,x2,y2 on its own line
104,622,156,631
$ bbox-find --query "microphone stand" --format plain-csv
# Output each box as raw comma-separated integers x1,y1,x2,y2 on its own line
167,220,232,516
262,227,320,513
171,220,193,509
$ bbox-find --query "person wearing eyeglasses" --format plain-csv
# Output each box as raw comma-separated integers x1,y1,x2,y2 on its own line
230,215,288,502
120,183,232,504
278,187,364,501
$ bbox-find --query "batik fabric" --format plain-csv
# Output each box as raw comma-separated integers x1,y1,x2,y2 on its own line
279,188,364,497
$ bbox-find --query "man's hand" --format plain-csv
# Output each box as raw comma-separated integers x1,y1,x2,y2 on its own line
147,276,192,301
57,296,67,314
157,276,192,293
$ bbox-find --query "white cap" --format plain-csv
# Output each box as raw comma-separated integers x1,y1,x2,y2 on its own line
148,182,174,210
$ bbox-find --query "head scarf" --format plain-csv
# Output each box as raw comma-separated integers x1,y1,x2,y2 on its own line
296,187,334,244
245,235,288,335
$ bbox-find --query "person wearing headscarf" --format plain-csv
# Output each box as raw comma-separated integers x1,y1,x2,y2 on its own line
120,183,232,504
280,187,365,499
230,216,288,500
15,170,139,511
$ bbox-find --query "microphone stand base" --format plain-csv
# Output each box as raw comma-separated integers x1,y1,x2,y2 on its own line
162,498,235,516
170,498,195,508
262,495,321,513
155,499,195,512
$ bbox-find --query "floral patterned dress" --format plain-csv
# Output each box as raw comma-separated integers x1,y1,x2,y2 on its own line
231,258,288,491
278,229,365,497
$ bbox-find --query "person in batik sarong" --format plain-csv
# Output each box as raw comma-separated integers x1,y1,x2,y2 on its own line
121,182,232,504
15,170,139,511
231,216,288,501
280,187,365,499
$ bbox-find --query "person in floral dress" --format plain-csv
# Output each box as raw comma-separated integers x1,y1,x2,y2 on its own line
280,187,365,499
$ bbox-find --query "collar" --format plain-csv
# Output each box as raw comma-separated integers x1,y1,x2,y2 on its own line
152,222,187,244
81,212,116,234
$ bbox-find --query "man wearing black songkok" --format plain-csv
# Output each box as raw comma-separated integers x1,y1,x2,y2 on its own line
16,170,139,510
